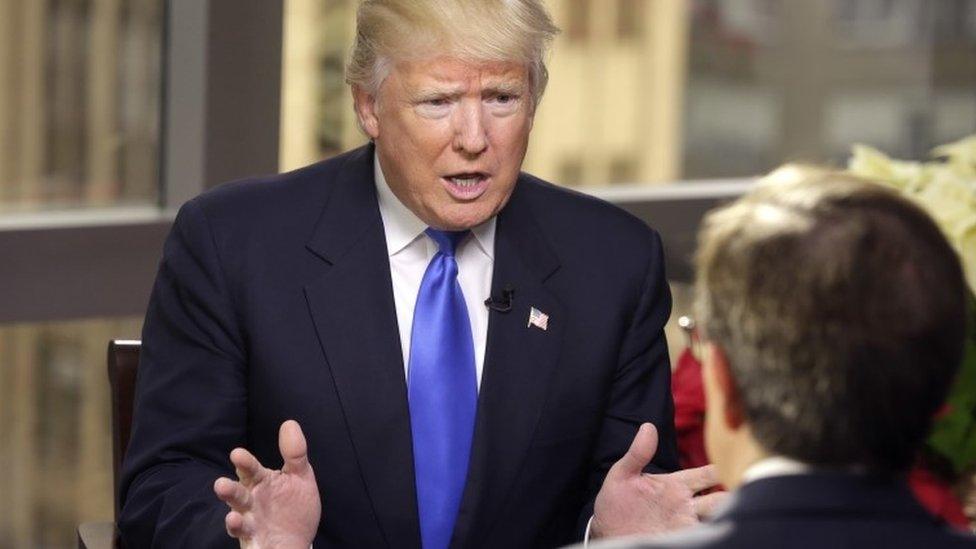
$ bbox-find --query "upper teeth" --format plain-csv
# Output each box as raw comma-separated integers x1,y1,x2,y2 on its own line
451,176,481,187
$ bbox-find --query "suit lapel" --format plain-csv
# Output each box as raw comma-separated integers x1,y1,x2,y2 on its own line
453,180,565,546
304,145,421,548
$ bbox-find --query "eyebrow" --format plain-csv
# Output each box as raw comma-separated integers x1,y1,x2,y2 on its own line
409,80,526,102
410,86,464,102
483,82,525,95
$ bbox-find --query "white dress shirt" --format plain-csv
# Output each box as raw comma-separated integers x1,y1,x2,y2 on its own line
374,156,495,388
740,455,812,484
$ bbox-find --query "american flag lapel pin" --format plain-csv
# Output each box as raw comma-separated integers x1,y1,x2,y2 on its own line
528,307,549,331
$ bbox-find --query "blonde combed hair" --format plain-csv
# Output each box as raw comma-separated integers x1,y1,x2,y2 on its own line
346,0,560,104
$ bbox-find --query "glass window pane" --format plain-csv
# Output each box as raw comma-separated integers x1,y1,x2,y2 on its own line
0,316,142,547
280,0,976,186
684,0,976,179
0,0,163,213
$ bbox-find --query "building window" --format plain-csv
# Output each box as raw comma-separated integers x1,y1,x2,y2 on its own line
0,0,163,213
566,0,590,44
617,0,645,42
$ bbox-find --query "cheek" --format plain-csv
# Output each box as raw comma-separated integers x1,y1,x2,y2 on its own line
703,408,727,472
488,109,531,138
702,361,723,448
387,115,452,158
489,123,531,168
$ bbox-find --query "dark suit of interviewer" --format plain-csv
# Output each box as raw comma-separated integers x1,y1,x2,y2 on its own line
116,1,724,547
583,169,976,549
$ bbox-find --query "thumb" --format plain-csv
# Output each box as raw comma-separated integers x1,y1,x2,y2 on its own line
612,423,658,477
279,420,311,476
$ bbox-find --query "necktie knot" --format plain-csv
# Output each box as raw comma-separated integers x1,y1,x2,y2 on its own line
425,228,468,257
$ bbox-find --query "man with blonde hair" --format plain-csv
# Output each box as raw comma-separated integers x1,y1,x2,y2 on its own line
587,170,976,549
119,1,718,547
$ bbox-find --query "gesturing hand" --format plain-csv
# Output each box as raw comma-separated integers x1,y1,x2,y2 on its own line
214,420,322,549
591,423,727,539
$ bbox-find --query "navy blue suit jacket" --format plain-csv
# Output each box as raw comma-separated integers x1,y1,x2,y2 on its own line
587,473,976,549
119,145,678,548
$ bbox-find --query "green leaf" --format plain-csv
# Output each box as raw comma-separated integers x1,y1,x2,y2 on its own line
926,294,976,476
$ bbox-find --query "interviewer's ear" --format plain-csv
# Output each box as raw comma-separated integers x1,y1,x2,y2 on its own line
704,343,746,430
352,84,380,139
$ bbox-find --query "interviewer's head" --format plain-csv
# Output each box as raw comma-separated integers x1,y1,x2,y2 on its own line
695,167,968,487
347,0,559,231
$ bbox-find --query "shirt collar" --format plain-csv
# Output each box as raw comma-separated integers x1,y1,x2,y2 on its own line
740,455,812,484
374,153,496,259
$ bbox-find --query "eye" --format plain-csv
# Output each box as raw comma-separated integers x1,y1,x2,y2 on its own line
490,93,518,104
415,96,453,118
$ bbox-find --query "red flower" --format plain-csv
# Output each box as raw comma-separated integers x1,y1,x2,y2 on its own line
672,347,709,470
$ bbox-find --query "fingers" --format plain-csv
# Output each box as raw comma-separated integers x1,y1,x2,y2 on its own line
612,423,659,477
214,477,251,510
692,490,729,519
223,420,310,493
230,447,268,487
671,464,719,494
279,420,311,475
224,509,254,540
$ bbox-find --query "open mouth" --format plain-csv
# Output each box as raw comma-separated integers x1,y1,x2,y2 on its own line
441,172,490,200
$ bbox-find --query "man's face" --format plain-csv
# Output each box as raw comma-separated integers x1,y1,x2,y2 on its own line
702,341,736,487
354,56,534,230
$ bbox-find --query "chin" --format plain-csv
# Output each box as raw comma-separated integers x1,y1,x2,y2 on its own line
432,204,498,231
434,217,486,231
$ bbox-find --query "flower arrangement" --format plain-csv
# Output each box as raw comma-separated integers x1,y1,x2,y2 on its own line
848,135,976,478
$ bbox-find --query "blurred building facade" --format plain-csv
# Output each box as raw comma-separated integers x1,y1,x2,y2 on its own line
684,0,976,177
0,0,161,214
281,0,976,184
1,1,975,547
0,0,160,546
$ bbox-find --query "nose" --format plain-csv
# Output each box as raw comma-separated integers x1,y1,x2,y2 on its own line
452,100,488,156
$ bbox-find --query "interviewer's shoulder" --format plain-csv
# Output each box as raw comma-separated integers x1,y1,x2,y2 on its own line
573,521,976,549
569,523,733,549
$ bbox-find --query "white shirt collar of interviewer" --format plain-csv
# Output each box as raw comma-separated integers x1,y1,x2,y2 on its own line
740,456,812,484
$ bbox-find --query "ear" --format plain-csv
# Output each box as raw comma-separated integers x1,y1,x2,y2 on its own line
704,343,746,430
524,92,537,131
352,84,381,139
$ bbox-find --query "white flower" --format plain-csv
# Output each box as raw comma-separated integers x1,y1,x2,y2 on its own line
849,136,976,295
933,135,976,178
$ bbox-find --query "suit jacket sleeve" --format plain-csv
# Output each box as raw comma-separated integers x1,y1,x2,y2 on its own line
118,198,246,548
577,228,679,535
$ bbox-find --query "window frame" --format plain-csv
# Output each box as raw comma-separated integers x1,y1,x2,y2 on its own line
0,0,285,324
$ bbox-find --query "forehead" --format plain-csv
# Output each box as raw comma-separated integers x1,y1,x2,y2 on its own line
390,56,529,90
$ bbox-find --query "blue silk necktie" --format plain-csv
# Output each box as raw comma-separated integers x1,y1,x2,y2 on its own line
408,229,477,549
